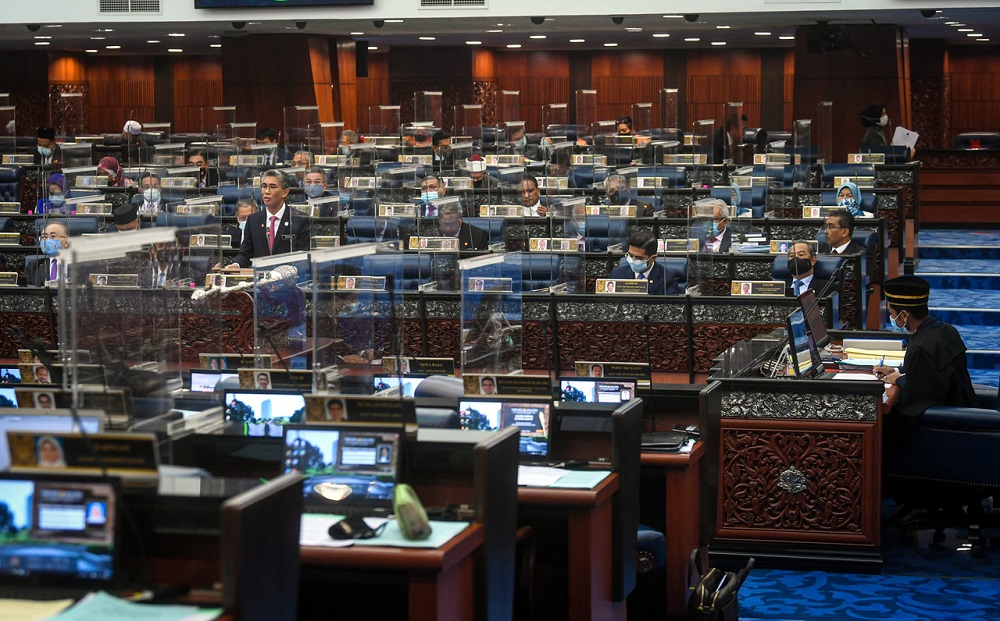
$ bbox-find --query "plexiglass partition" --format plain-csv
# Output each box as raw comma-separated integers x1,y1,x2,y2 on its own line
499,90,521,124
51,93,85,136
632,103,653,136
459,253,523,375
575,90,597,135
455,105,483,141
370,105,401,137
311,122,344,156
414,91,443,127
284,106,320,154
543,104,569,135
200,106,236,137
661,88,679,131
0,106,15,153
251,251,312,375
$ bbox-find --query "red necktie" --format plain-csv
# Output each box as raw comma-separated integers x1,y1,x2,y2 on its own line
268,215,278,252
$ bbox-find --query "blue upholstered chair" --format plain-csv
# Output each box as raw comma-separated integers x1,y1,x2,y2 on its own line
154,213,218,228
0,167,23,203
362,253,432,291
637,166,687,188
345,216,403,245
772,254,845,290
820,163,875,188
819,190,878,214
464,217,505,245
521,254,563,292
35,217,100,237
581,216,630,253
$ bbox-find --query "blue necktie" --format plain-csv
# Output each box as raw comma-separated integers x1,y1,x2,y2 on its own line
793,280,802,296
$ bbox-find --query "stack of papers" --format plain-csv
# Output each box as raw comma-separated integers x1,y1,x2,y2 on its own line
45,591,221,621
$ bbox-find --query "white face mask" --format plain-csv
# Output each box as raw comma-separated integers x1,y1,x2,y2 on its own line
238,220,247,231
143,188,160,204
878,114,889,127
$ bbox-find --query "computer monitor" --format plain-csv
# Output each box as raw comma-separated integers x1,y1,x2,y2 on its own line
457,397,552,461
0,366,21,384
559,378,636,404
786,308,820,378
223,389,306,437
0,409,104,470
797,289,830,349
190,370,239,392
372,374,427,397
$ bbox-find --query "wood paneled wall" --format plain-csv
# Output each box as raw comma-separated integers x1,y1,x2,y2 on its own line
173,57,223,133
946,45,1000,141
686,50,763,131
495,51,571,132
592,51,664,130
357,53,389,134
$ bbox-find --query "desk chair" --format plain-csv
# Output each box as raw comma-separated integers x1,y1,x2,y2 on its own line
582,216,630,253
821,163,876,188
0,166,23,203
710,186,766,218
613,256,688,292
345,216,403,244
362,253,431,291
217,185,257,215
772,254,844,288
34,217,101,237
637,166,687,188
464,217,505,245
819,190,878,214
154,213,218,228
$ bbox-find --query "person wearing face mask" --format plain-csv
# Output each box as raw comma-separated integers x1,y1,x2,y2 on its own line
608,230,681,295
729,183,752,217
33,126,59,166
417,175,448,217
701,200,733,253
432,202,488,251
505,126,542,160
784,241,829,297
431,131,453,170
834,181,866,217
466,154,500,189
225,199,257,249
98,156,133,188
26,221,70,287
112,202,140,232
874,276,975,419
339,130,359,157
36,173,71,215
301,166,329,201
861,104,889,147
603,174,654,216
137,172,162,213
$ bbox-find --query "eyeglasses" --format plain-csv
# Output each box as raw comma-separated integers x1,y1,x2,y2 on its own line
44,233,67,240
824,224,844,229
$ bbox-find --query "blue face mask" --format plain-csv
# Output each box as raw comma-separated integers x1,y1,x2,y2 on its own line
50,194,65,206
711,222,721,237
626,257,649,273
339,145,350,156
40,238,61,257
304,184,325,199
421,191,438,203
238,219,247,231
37,146,52,158
888,312,909,334
837,197,857,210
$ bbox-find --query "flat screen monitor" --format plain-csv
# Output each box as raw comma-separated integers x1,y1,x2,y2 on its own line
372,374,427,397
0,409,104,470
797,289,830,349
190,370,239,393
0,366,21,384
458,397,552,460
223,389,306,437
559,378,636,404
786,308,819,378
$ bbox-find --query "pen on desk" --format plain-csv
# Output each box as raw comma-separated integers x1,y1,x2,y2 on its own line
876,355,885,378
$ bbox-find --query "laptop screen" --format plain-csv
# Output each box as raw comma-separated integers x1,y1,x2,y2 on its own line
223,390,306,437
458,398,552,459
190,371,239,393
786,308,819,378
0,474,118,587
0,388,17,408
372,374,426,397
797,289,831,350
0,366,21,384
282,426,401,511
559,378,636,404
0,410,104,471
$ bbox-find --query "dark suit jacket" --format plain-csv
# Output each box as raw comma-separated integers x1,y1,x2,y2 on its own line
233,206,311,268
411,222,488,251
32,145,61,166
819,239,866,255
701,227,733,253
198,168,221,188
630,199,655,218
25,257,55,287
222,224,244,249
609,263,682,295
785,277,830,297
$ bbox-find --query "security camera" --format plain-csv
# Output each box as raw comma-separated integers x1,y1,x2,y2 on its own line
295,21,307,30
530,16,545,25
232,21,246,30
373,20,384,28
684,14,700,23
612,16,624,25
26,24,41,33
920,9,938,18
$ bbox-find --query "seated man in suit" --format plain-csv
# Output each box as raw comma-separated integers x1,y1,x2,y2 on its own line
701,200,733,253
33,126,59,166
223,198,256,249
820,209,866,255
418,175,449,217
431,131,453,171
225,169,310,269
519,173,546,217
26,221,70,287
786,241,829,297
188,149,219,188
137,172,163,214
435,202,488,251
609,230,682,295
603,174,654,217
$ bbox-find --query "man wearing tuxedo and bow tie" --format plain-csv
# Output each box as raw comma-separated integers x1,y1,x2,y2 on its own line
226,169,310,269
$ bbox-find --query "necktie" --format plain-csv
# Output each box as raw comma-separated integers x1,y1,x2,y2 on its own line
426,205,436,217
157,271,165,288
268,215,278,252
793,280,802,296
49,259,57,281
638,273,647,280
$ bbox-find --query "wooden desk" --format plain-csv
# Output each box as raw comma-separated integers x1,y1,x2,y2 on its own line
518,474,625,621
300,523,484,621
641,441,705,617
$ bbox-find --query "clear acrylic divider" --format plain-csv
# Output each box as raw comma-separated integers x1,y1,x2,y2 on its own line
414,92,443,127
200,106,237,138
51,93,85,136
816,102,833,166
459,253,523,376
283,105,320,155
251,251,312,378
499,91,521,125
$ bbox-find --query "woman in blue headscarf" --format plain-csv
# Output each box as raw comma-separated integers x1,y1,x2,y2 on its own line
836,180,865,216
35,173,71,214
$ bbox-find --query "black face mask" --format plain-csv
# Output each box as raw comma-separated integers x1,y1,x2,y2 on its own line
787,257,812,277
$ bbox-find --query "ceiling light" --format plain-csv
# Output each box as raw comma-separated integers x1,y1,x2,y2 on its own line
34,35,51,40
466,40,482,45
507,44,522,48
570,39,585,43
34,42,49,46
945,21,960,25
530,35,546,39
45,25,62,28
950,23,966,27
86,49,98,53
419,36,436,41
967,33,983,37
684,37,700,42
210,43,222,48
755,31,771,36
106,45,121,49
209,35,220,38
90,36,105,40
958,28,973,32
716,25,731,29
663,15,683,18
653,34,670,38
712,41,727,46
350,32,364,35
487,29,503,33
368,46,378,50
626,28,643,32
147,40,160,44
168,48,183,53
385,19,404,23
978,38,991,42
168,33,185,37
779,35,795,40
604,43,618,47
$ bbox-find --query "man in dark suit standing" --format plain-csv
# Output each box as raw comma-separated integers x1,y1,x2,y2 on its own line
227,170,310,269
26,221,70,287
702,200,733,253
609,230,682,295
820,209,866,255
786,241,830,297
436,202,488,251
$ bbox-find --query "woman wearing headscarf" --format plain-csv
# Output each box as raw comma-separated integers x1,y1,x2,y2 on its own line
860,104,888,147
35,173,71,214
836,180,865,216
97,156,133,188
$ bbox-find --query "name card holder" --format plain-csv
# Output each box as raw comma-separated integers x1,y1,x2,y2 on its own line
847,153,886,165
346,177,377,189
0,202,19,214
0,233,20,246
1,154,34,165
596,278,648,295
409,236,459,251
311,236,341,249
731,280,786,296
480,205,522,217
658,239,700,253
529,238,579,251
379,203,418,217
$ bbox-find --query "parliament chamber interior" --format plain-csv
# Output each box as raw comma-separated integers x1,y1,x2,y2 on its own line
0,1,997,619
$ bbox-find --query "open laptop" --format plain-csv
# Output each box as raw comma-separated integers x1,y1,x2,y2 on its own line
223,389,307,437
559,378,636,404
0,409,104,471
281,425,402,516
0,473,120,600
458,397,553,463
